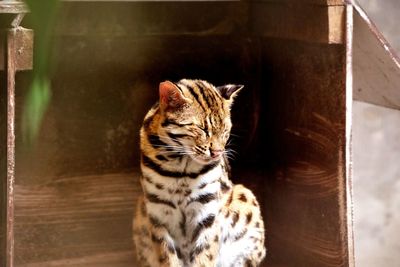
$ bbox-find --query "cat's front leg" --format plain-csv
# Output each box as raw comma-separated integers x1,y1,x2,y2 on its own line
188,227,220,267
133,197,182,267
150,225,183,267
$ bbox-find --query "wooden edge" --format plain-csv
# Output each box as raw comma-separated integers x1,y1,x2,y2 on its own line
251,3,346,44
252,0,345,5
16,251,135,267
350,0,400,109
6,28,18,267
345,4,355,267
0,28,33,71
0,2,29,14
61,0,345,6
0,31,3,70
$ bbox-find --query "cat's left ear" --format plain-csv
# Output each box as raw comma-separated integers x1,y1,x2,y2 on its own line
216,84,244,101
159,81,190,110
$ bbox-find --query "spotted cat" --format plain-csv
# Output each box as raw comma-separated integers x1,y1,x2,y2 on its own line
133,79,266,266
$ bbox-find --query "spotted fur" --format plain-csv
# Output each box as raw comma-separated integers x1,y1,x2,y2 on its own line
133,79,266,266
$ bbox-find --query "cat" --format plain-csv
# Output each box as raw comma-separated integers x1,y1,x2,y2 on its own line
133,79,266,267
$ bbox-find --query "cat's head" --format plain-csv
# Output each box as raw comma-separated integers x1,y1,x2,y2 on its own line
157,79,243,164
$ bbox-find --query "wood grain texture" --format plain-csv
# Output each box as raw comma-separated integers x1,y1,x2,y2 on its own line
245,39,349,267
0,1,28,14
251,3,345,44
256,0,345,6
53,2,248,37
5,27,18,267
52,1,344,44
14,173,140,266
1,32,7,267
0,28,33,71
10,2,351,266
62,0,344,5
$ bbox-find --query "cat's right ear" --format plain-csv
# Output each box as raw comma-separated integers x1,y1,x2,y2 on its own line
159,81,190,110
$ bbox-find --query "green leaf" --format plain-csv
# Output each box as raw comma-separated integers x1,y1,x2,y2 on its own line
21,0,59,144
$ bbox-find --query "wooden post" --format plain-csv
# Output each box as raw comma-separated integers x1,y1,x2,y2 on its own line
1,3,32,264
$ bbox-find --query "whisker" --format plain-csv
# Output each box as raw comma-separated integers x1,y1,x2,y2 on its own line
229,133,241,138
225,148,238,155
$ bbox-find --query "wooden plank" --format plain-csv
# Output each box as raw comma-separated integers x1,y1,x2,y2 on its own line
55,1,345,42
14,173,141,266
253,0,345,5
0,1,28,14
11,3,352,265
18,251,136,267
0,30,8,267
5,27,18,267
352,2,400,110
250,39,349,266
54,2,248,37
0,28,33,71
62,0,345,5
251,3,346,44
0,33,3,70
344,4,355,267
1,26,32,267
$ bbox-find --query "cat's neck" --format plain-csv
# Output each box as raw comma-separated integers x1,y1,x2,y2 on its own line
147,152,221,174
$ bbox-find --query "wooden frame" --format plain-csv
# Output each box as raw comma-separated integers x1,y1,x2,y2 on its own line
1,0,400,266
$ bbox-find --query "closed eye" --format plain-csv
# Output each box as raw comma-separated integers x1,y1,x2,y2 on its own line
223,132,229,140
196,126,209,137
162,119,194,128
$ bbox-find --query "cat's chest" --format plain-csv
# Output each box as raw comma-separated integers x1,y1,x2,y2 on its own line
157,176,222,226
142,162,225,249
148,174,223,243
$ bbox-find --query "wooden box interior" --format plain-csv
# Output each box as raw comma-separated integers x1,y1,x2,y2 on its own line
1,1,350,266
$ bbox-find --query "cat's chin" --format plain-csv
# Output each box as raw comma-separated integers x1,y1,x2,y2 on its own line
190,155,221,165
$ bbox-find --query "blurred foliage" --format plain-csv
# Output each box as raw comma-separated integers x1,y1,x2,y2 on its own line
22,0,59,144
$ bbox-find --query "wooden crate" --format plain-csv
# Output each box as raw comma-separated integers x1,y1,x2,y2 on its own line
1,0,400,266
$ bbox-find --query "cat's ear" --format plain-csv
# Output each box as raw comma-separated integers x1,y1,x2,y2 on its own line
216,84,244,100
159,81,190,110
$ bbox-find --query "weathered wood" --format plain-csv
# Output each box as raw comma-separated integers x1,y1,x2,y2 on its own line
14,172,140,266
54,2,248,37
1,26,33,267
254,0,345,5
18,251,136,267
63,0,345,6
0,30,7,267
0,28,33,71
0,1,28,14
54,1,345,44
345,5,355,267
248,39,349,266
352,3,400,110
4,27,18,267
10,2,353,266
251,3,346,44
0,33,3,70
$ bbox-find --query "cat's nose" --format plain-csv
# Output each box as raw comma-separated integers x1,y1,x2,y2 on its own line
210,149,223,158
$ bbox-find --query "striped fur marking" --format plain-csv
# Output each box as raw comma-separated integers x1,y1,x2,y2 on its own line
183,83,207,112
191,214,216,242
147,134,170,150
142,154,218,179
146,193,176,209
188,193,218,205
